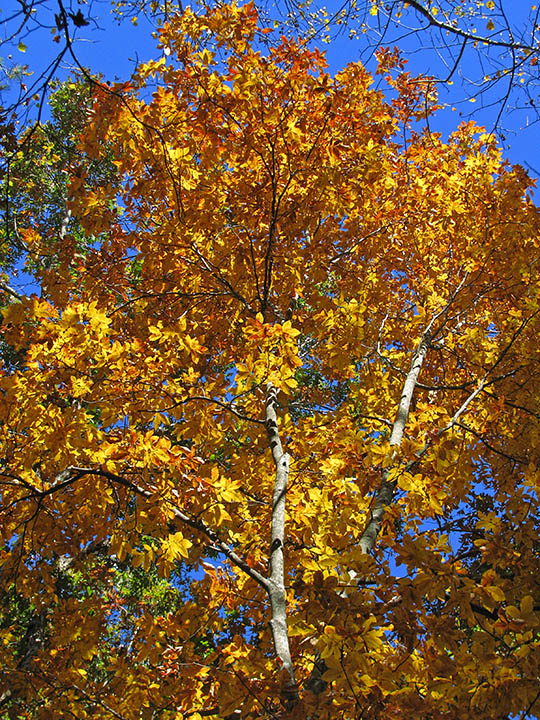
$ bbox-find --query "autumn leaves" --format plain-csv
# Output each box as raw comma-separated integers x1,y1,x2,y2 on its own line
1,2,540,718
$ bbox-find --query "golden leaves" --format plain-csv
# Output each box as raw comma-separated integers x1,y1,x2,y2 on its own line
235,316,302,394
159,532,193,576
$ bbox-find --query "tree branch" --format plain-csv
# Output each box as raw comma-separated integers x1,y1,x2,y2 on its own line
9,465,272,592
405,0,539,52
0,281,23,301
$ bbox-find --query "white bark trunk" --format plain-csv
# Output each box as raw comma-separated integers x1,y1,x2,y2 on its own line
359,332,430,554
265,383,297,696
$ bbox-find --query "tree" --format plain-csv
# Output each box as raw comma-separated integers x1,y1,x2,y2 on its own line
0,78,113,291
1,3,540,718
1,0,539,277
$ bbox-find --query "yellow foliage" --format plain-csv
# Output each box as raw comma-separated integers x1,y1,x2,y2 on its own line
1,3,540,718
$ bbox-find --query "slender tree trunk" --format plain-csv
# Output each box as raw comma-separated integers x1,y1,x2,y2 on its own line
264,383,298,705
359,331,431,553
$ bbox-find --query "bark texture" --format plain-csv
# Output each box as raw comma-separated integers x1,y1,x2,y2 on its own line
265,383,297,699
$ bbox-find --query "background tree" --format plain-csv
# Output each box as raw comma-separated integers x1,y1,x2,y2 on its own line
1,3,540,719
1,77,112,272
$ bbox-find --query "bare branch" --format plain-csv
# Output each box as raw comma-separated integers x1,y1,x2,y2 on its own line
405,0,538,52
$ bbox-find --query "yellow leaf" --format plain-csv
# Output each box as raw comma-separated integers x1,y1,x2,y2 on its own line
70,376,92,398
485,585,505,602
167,531,193,560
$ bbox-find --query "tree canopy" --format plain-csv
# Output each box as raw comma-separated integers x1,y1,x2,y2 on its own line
1,0,540,144
1,3,540,719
